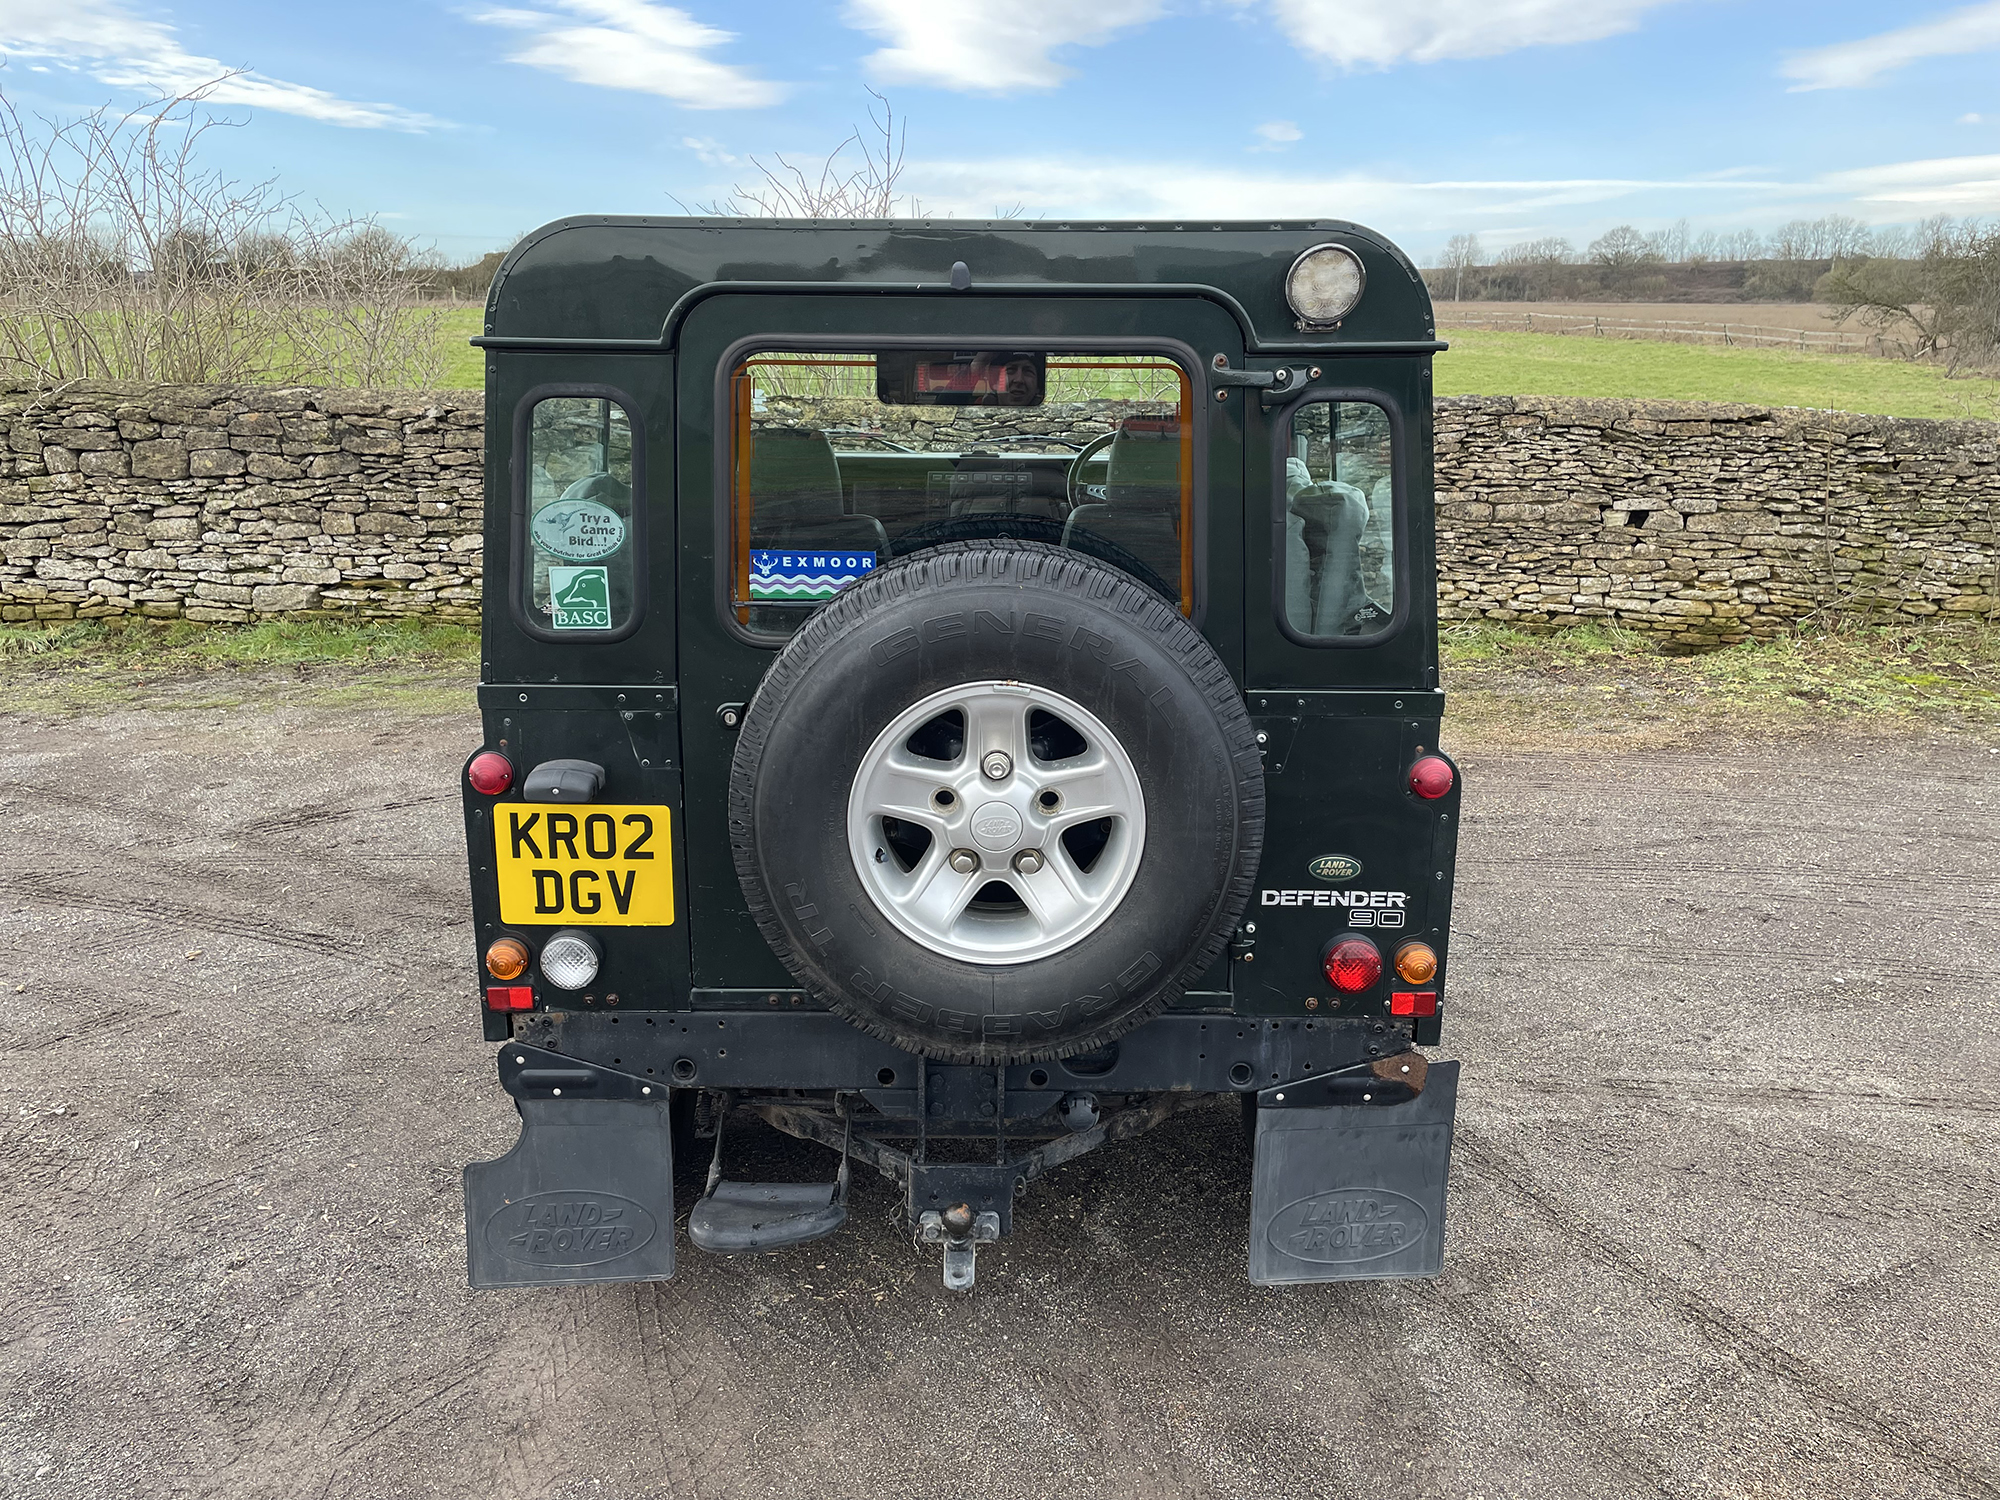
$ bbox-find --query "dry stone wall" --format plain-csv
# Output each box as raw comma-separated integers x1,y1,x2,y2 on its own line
2,382,1994,642
1434,396,1998,643
0,382,483,624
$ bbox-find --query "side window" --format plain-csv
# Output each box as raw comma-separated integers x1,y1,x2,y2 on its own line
520,394,639,636
1280,399,1396,640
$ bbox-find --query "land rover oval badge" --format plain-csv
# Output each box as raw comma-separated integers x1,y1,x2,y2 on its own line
531,499,627,562
1309,854,1363,883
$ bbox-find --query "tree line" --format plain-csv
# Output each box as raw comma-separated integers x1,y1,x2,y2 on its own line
1427,215,2000,372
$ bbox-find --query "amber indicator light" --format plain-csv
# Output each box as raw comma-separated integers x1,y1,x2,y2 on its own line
1395,942,1438,985
484,936,530,980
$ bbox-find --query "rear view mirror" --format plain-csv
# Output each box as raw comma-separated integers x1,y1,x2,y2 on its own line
875,349,1045,407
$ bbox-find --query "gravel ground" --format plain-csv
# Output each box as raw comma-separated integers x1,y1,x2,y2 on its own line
1,679,1995,1499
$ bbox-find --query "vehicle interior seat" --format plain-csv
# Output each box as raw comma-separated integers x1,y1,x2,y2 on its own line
946,453,1068,522
1059,417,1184,598
1284,455,1376,635
747,426,889,555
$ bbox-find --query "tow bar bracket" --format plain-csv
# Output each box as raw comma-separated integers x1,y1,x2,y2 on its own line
1248,1059,1459,1284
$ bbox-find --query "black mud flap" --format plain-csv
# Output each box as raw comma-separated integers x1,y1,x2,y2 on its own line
1248,1061,1460,1285
463,1098,676,1289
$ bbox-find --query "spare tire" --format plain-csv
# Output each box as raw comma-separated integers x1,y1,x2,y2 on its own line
728,542,1264,1063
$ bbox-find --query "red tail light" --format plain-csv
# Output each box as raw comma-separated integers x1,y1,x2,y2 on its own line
1391,991,1438,1017
1408,755,1455,799
1323,936,1383,993
467,751,514,796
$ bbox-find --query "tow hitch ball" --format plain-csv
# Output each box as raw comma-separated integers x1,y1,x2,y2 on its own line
917,1202,1002,1291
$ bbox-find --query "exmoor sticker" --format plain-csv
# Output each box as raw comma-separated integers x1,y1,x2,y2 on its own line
1309,853,1363,883
532,499,627,562
750,548,876,602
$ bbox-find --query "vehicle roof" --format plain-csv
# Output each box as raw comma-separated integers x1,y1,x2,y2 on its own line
485,217,1436,352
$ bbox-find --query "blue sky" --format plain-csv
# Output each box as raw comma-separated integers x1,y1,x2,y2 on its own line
0,0,1996,263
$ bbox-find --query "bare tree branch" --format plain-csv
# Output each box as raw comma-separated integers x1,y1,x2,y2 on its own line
690,91,920,220
0,79,443,388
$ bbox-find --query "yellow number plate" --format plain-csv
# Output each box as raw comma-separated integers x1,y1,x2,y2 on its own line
493,804,674,926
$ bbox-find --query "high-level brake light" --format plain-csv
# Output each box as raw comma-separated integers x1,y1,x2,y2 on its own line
1408,755,1455,800
1323,936,1383,993
468,751,515,796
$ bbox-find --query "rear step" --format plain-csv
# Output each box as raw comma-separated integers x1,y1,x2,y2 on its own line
686,1107,850,1256
463,1097,677,1288
688,1181,847,1253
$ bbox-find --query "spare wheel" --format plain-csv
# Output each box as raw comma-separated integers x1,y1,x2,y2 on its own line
728,542,1265,1064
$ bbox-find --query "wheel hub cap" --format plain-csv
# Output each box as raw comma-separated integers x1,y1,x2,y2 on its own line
969,801,1023,852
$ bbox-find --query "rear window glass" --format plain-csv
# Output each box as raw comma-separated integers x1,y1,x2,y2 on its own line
1280,399,1396,640
727,350,1193,636
522,395,638,636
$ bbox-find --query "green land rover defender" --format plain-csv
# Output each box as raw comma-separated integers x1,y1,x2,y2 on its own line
460,218,1461,1290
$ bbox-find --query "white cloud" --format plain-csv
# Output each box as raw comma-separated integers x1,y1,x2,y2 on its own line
472,0,784,107
844,0,1167,93
0,0,442,129
904,155,1780,225
902,148,2000,226
1255,120,1303,143
682,134,740,166
1964,112,1986,124
1783,2,2000,91
1820,152,2000,214
1242,0,1689,70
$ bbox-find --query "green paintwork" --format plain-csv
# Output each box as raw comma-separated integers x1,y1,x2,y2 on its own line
468,218,1453,1029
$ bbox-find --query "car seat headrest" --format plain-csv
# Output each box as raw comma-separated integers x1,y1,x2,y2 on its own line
750,427,844,524
1106,415,1180,504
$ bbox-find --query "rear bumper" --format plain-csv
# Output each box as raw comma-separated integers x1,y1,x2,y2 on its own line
465,1011,1461,1290
497,1007,1412,1100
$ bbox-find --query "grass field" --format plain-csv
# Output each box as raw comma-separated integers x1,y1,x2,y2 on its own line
1440,619,1999,743
437,305,485,389
435,305,1998,419
3,616,1992,731
1434,327,2000,421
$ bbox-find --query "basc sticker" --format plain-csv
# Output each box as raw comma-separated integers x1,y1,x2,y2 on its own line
550,565,611,629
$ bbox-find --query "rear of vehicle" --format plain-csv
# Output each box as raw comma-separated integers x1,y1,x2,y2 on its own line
460,220,1460,1289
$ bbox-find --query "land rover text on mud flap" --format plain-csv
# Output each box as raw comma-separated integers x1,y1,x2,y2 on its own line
460,218,1462,1291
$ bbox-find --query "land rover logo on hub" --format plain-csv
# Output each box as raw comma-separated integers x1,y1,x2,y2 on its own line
1309,854,1363,883
970,802,1024,851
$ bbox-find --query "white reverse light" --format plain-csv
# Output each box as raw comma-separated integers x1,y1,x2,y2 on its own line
1285,244,1366,327
539,930,601,990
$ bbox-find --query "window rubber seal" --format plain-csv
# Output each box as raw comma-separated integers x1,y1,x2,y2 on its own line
708,331,1211,650
1266,386,1410,650
508,381,649,646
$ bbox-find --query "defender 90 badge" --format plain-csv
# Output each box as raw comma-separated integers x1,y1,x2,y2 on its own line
1309,854,1363,883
